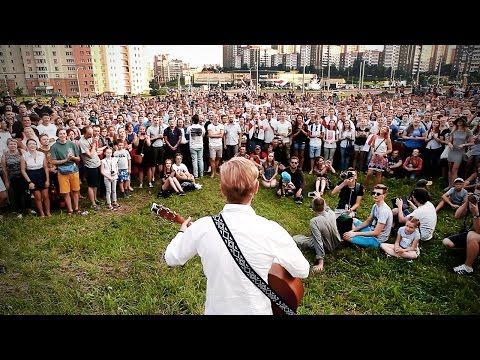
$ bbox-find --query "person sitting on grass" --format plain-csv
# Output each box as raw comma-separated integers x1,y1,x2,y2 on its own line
435,177,467,213
342,184,393,248
380,216,421,259
276,156,304,205
173,153,202,190
261,152,278,188
312,157,336,197
293,197,342,273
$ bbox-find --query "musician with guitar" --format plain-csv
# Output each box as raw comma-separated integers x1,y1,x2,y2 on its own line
163,157,309,315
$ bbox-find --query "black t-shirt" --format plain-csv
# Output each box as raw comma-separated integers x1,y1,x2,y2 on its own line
33,105,53,117
336,181,364,210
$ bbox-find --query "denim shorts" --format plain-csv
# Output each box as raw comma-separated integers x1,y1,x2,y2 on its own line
292,142,306,151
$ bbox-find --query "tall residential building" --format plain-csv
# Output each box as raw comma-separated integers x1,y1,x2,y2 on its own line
278,45,296,54
453,45,480,74
0,45,150,96
382,45,400,70
222,45,242,68
299,45,312,67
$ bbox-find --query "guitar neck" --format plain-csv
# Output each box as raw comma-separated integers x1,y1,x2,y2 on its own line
152,203,186,224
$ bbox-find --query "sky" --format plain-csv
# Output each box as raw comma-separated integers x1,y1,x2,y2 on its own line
146,45,384,68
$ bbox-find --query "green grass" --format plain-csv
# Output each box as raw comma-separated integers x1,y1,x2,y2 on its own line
1,172,479,315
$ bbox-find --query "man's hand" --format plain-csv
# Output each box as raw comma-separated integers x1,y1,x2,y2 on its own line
180,217,192,232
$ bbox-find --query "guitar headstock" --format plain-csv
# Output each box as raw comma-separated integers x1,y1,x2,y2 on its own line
151,203,185,224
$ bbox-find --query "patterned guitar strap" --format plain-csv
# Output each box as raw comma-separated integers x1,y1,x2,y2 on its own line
211,213,296,315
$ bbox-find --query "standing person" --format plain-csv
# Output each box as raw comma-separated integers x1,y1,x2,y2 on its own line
50,128,83,216
100,147,120,210
164,157,309,314
186,114,205,178
223,114,241,161
20,139,51,217
207,114,225,178
343,184,393,248
294,197,342,273
113,141,132,198
78,126,101,211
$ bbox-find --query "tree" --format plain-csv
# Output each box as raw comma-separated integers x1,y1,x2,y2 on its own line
14,87,23,96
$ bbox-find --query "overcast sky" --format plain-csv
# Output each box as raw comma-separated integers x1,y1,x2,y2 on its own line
146,45,384,68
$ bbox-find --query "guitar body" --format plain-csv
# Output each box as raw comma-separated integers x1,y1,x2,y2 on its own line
269,263,304,315
151,203,305,315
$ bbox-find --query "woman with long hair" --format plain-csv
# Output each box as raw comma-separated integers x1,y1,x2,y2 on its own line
423,119,443,178
261,152,278,188
363,126,392,190
446,116,474,190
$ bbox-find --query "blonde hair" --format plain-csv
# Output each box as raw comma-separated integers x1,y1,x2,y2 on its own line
220,157,259,204
406,216,420,227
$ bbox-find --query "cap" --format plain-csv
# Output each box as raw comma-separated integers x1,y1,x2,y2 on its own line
255,145,261,150
416,179,433,187
454,177,464,183
208,111,215,116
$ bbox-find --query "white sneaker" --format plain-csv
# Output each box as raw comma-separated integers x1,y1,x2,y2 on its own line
148,182,153,188
152,176,155,182
453,264,473,275
194,183,202,189
207,166,211,173
139,183,143,188
17,214,23,219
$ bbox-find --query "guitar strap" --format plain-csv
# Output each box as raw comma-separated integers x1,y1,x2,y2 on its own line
211,213,296,315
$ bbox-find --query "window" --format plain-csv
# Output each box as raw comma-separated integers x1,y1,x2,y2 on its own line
55,67,59,71
67,66,75,71
84,81,88,85
0,60,3,64
2,67,5,72
65,45,72,48
0,52,2,56
81,59,85,63
66,51,73,56
9,52,12,56
26,59,31,64
80,51,84,55
66,59,74,63
30,74,33,78
56,82,60,85
25,51,30,56
53,59,58,64
28,67,32,71
56,74,60,78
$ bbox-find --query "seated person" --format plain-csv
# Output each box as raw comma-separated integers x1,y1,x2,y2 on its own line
451,197,480,275
463,162,480,191
402,148,423,179
331,168,364,218
276,156,304,205
380,216,421,259
442,192,477,250
278,171,296,197
234,145,250,159
249,144,267,170
172,153,202,190
385,149,403,178
312,157,336,196
261,152,278,188
342,184,393,248
293,197,342,273
395,188,437,242
436,177,467,212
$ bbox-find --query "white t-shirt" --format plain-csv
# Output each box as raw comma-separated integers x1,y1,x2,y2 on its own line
172,163,188,174
113,149,131,170
187,124,205,150
408,201,437,241
207,123,224,148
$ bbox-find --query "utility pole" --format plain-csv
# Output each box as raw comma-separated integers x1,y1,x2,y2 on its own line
437,55,442,87
327,45,331,91
416,45,423,87
302,62,306,94
256,48,260,94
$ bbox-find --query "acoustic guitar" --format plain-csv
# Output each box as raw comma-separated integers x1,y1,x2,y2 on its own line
151,203,304,315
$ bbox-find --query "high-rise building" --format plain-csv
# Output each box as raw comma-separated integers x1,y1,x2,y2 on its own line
382,45,400,70
0,45,150,96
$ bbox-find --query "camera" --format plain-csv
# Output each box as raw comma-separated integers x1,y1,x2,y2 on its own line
468,193,480,204
340,171,355,180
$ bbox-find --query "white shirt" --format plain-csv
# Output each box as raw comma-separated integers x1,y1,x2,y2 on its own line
164,204,309,315
408,201,437,241
36,123,58,141
23,150,45,171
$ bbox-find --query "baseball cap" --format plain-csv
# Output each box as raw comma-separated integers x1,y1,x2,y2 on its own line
454,177,464,183
416,179,433,187
255,145,261,150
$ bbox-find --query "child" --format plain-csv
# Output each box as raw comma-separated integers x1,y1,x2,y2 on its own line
380,216,420,259
113,141,131,198
435,177,467,212
279,171,295,197
100,147,120,210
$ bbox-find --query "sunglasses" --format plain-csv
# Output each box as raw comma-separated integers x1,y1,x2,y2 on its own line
290,162,298,165
371,191,384,196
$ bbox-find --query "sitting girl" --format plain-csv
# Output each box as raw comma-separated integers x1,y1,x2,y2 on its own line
261,152,278,188
380,216,420,259
312,157,336,196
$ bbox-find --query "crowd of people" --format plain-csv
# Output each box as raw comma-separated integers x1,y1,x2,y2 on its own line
1,85,480,286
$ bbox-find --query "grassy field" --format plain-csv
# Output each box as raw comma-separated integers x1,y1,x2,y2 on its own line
1,171,479,315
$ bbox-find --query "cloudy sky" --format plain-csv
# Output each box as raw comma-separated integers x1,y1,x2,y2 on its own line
146,45,384,67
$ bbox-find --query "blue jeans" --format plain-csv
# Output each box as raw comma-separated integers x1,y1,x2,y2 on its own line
350,219,381,248
190,147,204,178
339,147,351,171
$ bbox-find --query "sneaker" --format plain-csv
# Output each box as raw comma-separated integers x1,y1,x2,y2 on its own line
194,183,202,190
17,213,23,219
91,204,100,211
453,264,473,275
122,192,128,199
207,166,211,173
148,182,153,188
139,182,143,189
152,176,155,182
295,197,303,205
94,199,101,205
178,191,186,196
112,203,121,209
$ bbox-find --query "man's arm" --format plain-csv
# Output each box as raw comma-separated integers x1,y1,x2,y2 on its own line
164,217,196,266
